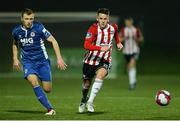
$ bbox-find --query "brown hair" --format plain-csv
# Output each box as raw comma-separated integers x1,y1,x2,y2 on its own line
97,8,110,15
21,8,34,17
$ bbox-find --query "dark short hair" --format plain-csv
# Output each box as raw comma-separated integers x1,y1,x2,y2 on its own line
21,8,34,17
97,8,110,15
124,16,133,21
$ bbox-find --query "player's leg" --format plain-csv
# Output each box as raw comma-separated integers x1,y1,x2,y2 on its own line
26,74,54,115
79,79,91,113
81,79,91,103
128,57,137,89
79,63,94,113
38,60,55,115
40,81,55,115
87,67,108,112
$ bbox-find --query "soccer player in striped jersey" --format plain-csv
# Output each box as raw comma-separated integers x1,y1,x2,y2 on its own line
119,17,143,90
12,8,67,115
78,8,123,113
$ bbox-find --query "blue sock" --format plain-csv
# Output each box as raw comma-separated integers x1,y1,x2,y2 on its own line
33,85,53,110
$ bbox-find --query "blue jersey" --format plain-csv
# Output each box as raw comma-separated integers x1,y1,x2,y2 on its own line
12,22,51,62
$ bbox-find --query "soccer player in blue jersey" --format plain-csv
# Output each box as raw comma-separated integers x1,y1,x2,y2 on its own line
12,8,67,115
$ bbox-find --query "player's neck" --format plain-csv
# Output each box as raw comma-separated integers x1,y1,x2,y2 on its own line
22,24,33,30
98,23,108,30
127,25,133,28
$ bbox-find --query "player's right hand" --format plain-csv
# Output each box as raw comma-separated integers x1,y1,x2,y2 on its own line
57,58,67,70
101,46,109,52
13,59,22,71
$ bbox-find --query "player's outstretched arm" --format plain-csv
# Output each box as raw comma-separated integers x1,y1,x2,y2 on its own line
134,28,144,44
12,40,21,71
47,35,67,70
84,40,109,52
138,29,144,42
119,27,125,43
112,24,123,51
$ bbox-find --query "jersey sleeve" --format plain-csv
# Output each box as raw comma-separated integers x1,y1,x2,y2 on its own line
119,27,125,38
84,25,101,51
39,23,52,40
112,24,120,44
136,27,141,38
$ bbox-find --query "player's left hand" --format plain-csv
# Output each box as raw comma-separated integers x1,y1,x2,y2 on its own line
57,58,67,70
117,42,123,51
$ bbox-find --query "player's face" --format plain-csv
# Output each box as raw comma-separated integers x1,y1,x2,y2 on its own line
125,19,133,27
97,13,109,29
21,13,34,29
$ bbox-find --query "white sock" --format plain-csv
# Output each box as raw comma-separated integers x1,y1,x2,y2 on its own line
88,78,103,103
128,67,137,85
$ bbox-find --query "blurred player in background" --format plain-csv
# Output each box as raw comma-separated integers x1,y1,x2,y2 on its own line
12,8,67,115
78,8,123,113
119,17,143,90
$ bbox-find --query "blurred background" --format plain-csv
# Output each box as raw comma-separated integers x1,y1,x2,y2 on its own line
0,0,180,77
1,0,180,119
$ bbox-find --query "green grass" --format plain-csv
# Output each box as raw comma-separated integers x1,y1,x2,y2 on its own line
0,75,180,120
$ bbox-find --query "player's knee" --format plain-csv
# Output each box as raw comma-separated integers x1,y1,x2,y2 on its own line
43,87,52,93
128,62,136,69
84,83,90,89
96,73,106,80
129,59,136,66
83,80,91,89
29,80,39,87
27,76,39,86
96,75,104,80
96,68,107,80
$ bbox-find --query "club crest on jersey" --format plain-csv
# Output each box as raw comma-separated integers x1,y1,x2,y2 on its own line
30,32,35,37
86,32,92,39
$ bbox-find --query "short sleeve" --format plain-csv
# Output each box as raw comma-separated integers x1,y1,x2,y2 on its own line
39,23,52,40
85,24,97,42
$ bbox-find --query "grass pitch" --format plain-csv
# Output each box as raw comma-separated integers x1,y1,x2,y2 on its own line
0,75,180,120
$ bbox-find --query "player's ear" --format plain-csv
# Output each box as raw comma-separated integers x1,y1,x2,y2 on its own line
96,16,99,22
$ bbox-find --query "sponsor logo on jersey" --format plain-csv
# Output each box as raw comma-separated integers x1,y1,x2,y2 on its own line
20,38,33,46
86,32,92,39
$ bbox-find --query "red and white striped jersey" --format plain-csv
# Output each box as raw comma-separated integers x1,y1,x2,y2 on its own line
120,26,141,54
83,23,120,66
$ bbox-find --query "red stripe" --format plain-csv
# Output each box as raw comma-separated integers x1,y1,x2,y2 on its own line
84,25,98,64
107,47,111,62
107,27,111,62
92,29,104,65
86,51,94,64
107,27,111,44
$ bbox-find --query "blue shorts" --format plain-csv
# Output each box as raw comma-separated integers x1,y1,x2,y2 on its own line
22,59,52,81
